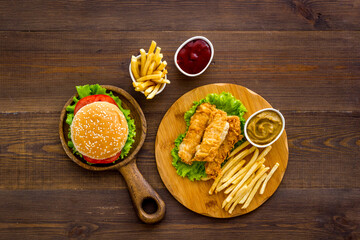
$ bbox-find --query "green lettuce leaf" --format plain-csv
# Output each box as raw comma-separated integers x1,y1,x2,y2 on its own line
66,84,136,162
171,92,247,181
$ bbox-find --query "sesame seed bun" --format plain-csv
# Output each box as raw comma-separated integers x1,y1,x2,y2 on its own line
71,101,129,160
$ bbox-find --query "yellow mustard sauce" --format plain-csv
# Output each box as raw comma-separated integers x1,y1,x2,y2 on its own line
247,110,283,145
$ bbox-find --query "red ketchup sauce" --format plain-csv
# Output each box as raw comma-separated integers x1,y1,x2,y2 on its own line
176,39,211,74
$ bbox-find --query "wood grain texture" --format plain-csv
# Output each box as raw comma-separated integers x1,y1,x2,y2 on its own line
1,31,359,112
0,189,358,239
155,84,288,217
0,0,359,238
0,111,358,190
0,0,359,31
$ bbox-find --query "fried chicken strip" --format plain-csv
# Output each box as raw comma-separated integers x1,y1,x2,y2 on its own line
205,116,243,178
178,103,216,164
193,109,229,163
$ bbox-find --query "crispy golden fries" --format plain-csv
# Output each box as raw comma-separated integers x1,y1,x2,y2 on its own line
148,40,156,55
260,162,279,194
209,142,280,214
146,83,161,99
130,41,170,99
228,141,250,158
140,49,146,75
242,173,268,209
131,56,140,79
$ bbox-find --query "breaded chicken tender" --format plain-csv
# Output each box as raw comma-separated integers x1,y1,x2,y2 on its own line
205,116,243,178
193,109,229,163
178,103,216,164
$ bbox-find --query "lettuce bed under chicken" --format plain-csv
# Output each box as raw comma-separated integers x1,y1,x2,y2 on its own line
65,84,136,163
171,92,247,181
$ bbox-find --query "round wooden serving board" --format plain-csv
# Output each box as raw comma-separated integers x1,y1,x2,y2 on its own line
155,83,288,218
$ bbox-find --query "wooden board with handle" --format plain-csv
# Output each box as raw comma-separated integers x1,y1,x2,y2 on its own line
155,83,288,218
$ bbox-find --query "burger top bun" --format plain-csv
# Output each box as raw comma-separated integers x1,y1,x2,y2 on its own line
71,101,129,160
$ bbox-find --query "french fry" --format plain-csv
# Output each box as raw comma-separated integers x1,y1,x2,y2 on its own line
132,81,141,88
222,150,248,175
228,174,254,204
152,78,170,84
224,183,237,194
210,152,246,194
223,185,247,209
146,84,161,99
225,185,247,212
137,73,162,82
228,183,251,214
233,159,265,192
228,141,250,158
230,145,256,165
131,56,141,79
224,147,258,185
141,53,154,76
239,166,269,205
148,40,156,54
225,159,264,203
154,47,161,65
224,201,232,212
209,173,224,195
201,177,211,181
140,49,146,76
256,146,272,162
135,81,155,91
155,53,163,67
260,162,279,194
147,61,156,75
144,85,155,97
239,188,251,205
161,69,168,78
154,46,161,56
220,146,256,184
239,166,266,204
224,158,260,189
242,173,268,209
216,160,246,192
226,175,253,213
156,60,167,71
223,148,259,184
232,158,265,185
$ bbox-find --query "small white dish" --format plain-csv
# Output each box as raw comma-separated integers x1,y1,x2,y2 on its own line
174,36,214,77
129,54,166,96
244,108,285,148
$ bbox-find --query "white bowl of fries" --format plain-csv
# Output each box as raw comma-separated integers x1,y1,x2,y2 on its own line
129,41,170,99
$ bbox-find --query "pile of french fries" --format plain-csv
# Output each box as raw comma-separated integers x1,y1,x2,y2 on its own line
209,141,279,214
131,40,170,99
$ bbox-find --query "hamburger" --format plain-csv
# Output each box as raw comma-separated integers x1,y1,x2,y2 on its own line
66,84,136,164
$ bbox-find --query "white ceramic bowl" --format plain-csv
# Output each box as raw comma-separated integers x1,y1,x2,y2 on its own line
129,54,166,96
174,36,214,77
244,108,285,148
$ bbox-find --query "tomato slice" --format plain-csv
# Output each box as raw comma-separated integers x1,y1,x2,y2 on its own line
74,94,117,115
83,151,121,164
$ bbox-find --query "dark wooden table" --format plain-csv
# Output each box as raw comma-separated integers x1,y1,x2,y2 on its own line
1,1,359,239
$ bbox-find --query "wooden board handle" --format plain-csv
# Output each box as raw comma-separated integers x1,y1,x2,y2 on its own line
119,160,166,224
